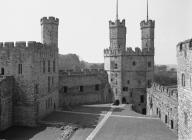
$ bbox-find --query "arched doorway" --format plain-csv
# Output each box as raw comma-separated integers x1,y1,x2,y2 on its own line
113,100,120,106
122,97,126,104
142,108,146,115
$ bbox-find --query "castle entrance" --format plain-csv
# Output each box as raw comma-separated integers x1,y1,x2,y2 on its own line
122,97,126,104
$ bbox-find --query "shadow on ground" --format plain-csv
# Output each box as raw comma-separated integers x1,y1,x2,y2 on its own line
44,104,125,129
0,126,46,140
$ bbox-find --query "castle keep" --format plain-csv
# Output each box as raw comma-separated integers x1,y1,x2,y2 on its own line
0,17,59,130
177,39,192,140
104,1,155,114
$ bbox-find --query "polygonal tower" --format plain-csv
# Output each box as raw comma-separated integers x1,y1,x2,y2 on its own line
41,16,59,47
140,1,155,52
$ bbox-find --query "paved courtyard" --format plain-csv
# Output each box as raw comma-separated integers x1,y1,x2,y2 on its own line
0,104,178,140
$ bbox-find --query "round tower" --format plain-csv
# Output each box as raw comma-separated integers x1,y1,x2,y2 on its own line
41,16,59,47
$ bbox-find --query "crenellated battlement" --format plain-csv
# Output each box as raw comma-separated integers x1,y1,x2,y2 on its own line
109,19,125,27
40,16,59,25
177,38,192,53
104,47,154,56
140,20,155,29
150,83,178,100
0,41,55,51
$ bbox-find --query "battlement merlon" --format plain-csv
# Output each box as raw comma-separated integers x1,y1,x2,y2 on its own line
140,20,155,29
109,19,125,27
40,16,59,25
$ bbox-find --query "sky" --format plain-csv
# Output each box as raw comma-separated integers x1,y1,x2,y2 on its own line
0,0,191,64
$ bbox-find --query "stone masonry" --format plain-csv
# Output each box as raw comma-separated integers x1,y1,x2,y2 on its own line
177,39,192,140
59,69,112,107
104,17,155,114
0,16,59,131
147,83,178,134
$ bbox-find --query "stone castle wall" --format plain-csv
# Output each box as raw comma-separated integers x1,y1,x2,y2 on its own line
0,76,14,131
177,39,192,140
0,16,59,130
147,83,178,135
59,69,112,107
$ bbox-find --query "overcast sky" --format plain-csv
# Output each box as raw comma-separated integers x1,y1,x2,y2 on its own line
0,0,191,64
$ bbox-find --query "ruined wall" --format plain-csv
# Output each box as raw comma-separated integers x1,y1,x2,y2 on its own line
147,83,178,135
177,39,192,140
59,69,112,107
0,76,14,131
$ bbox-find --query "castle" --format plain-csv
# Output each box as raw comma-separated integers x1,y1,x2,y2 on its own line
0,17,59,130
104,0,155,114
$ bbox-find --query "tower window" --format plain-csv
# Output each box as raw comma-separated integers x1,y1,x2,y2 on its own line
147,80,152,88
79,86,84,92
43,60,46,73
148,62,151,67
182,74,185,87
132,61,136,66
53,60,56,73
48,60,51,72
95,84,100,91
34,84,39,94
130,92,132,97
140,95,144,103
48,76,51,92
114,63,118,69
63,86,68,93
127,80,130,84
123,87,128,91
18,64,22,74
184,112,188,127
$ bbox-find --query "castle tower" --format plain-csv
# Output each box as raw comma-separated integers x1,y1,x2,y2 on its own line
140,0,155,51
41,17,59,47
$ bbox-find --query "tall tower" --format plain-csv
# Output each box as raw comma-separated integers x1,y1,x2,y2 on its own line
140,0,155,51
41,17,59,47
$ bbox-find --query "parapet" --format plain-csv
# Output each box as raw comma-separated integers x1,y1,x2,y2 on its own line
104,47,154,56
151,83,178,100
177,38,192,52
41,16,59,25
140,20,155,29
109,19,125,27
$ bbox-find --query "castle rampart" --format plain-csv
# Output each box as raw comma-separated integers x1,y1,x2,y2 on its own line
147,83,178,135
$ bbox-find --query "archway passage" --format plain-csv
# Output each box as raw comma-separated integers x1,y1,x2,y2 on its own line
122,97,126,104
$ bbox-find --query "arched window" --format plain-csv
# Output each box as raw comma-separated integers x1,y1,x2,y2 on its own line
182,74,185,87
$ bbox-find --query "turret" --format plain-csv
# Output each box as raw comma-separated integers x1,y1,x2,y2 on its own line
140,20,155,51
41,16,59,47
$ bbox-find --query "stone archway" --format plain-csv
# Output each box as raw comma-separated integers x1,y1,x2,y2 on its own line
122,97,126,104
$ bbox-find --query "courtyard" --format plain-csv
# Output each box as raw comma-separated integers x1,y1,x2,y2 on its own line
0,104,177,140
